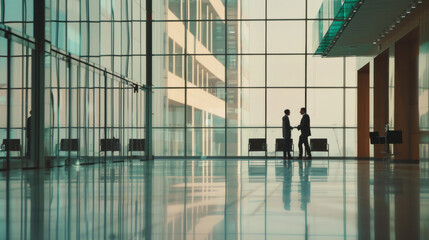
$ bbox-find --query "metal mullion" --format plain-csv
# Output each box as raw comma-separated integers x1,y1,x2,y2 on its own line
84,65,89,159
65,0,68,52
150,18,337,23
184,0,189,158
153,52,308,56
238,1,243,158
152,86,358,89
111,0,115,75
224,1,228,239
67,59,72,165
129,0,134,160
6,38,11,170
343,57,346,157
183,2,189,233
20,42,25,167
224,0,228,158
77,62,82,162
264,0,268,159
145,0,153,160
104,72,108,163
264,1,268,239
121,83,124,160
305,0,308,109
24,45,30,163
92,71,96,163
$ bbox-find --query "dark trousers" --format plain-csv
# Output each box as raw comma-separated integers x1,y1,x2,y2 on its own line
283,138,292,158
298,135,311,157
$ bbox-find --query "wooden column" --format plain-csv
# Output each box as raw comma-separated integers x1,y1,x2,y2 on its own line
373,50,389,159
394,28,420,161
358,64,370,158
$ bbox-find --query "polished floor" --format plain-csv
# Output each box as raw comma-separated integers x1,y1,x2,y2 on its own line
0,159,428,240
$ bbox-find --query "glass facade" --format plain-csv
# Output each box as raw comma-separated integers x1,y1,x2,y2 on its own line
152,0,357,157
0,0,358,169
0,0,147,169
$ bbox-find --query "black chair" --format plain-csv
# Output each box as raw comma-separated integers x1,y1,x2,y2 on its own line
370,132,386,144
128,139,145,156
275,138,294,157
310,138,329,157
248,138,267,156
1,139,22,158
60,139,79,151
386,130,402,144
101,139,121,152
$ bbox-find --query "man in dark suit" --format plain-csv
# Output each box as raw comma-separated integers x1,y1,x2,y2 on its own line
282,109,293,159
297,107,311,159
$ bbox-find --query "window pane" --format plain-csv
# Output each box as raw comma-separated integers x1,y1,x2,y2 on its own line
239,55,265,87
346,129,357,157
267,21,305,53
240,0,266,19
153,56,185,88
187,88,225,127
307,56,344,87
310,128,344,157
187,55,225,88
346,89,357,127
153,22,185,54
308,0,325,19
153,89,185,127
267,55,305,87
346,57,358,87
154,128,185,156
187,21,225,55
307,89,344,127
267,88,305,127
230,21,265,54
268,0,305,19
227,128,266,156
233,88,265,127
186,128,225,156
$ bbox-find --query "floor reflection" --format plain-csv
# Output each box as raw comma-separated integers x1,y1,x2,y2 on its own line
0,159,428,239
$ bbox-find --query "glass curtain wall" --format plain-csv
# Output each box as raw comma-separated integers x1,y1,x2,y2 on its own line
47,0,147,165
0,0,147,169
152,0,357,157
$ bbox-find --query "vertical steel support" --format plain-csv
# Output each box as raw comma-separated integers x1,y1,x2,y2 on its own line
145,0,153,160
33,0,46,168
6,37,11,170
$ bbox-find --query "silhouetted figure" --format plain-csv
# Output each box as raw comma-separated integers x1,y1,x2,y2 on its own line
297,107,311,159
26,110,32,158
282,109,293,159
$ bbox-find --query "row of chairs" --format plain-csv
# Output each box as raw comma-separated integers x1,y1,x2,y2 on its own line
2,138,328,157
1,138,146,155
248,138,329,157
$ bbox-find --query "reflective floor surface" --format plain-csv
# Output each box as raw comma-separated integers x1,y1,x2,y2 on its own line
1,159,428,240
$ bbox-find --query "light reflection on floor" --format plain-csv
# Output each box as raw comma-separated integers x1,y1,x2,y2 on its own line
0,159,428,240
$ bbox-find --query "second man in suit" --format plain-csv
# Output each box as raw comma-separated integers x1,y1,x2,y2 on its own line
297,107,312,159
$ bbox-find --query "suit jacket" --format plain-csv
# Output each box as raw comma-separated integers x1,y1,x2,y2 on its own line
282,115,292,139
298,113,311,137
